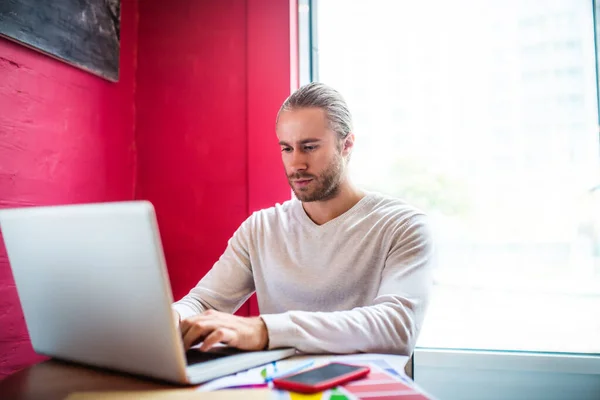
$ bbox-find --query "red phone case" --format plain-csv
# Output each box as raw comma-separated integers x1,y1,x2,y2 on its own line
271,362,370,393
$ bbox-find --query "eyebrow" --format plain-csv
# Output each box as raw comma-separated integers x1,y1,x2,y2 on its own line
278,138,322,146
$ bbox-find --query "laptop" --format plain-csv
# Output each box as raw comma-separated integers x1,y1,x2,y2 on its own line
0,201,296,384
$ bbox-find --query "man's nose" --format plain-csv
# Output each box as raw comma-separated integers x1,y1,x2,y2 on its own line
290,150,308,172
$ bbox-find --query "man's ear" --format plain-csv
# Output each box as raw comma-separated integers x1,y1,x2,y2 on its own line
343,133,355,156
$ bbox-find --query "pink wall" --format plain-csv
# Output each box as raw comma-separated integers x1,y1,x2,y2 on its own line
246,0,299,315
135,0,249,305
135,0,297,310
0,1,139,379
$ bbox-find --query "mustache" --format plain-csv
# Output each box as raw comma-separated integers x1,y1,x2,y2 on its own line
288,173,316,180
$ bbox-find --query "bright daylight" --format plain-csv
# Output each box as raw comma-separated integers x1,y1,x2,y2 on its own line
316,0,600,353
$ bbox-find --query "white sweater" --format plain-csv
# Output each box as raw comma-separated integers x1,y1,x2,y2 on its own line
173,192,435,355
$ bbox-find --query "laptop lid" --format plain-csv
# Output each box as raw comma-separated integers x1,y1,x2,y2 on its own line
0,201,188,383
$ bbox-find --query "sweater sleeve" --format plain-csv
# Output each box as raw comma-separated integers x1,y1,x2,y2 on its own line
260,215,435,355
172,217,255,320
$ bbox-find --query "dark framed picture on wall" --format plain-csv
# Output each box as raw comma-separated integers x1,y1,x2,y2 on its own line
0,0,121,82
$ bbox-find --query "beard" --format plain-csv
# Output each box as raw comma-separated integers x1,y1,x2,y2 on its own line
287,154,344,202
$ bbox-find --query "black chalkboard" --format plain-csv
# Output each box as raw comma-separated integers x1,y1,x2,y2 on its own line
0,0,121,82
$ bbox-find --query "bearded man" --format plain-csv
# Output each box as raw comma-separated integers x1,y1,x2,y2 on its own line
172,82,435,356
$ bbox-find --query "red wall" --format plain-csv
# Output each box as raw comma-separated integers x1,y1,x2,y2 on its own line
135,0,297,310
0,1,139,379
246,0,299,315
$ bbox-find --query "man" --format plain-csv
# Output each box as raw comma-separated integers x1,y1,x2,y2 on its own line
172,82,434,356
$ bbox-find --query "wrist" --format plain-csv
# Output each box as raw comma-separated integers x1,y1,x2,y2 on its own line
256,316,269,350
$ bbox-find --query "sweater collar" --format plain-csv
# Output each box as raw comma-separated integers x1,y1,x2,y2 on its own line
294,192,376,230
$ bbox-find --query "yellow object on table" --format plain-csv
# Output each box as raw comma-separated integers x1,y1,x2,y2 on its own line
65,389,271,400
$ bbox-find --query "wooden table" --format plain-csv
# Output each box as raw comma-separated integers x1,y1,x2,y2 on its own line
0,360,185,400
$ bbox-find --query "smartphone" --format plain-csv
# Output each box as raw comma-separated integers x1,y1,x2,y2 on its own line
271,362,370,393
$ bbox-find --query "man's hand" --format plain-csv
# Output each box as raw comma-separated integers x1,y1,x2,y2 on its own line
179,309,269,352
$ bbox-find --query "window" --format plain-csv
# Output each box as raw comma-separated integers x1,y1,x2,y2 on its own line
309,0,600,353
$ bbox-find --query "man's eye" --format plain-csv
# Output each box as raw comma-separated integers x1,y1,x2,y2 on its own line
281,147,292,153
304,145,316,151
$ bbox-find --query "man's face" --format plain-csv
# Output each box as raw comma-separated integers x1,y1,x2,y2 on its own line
276,108,347,202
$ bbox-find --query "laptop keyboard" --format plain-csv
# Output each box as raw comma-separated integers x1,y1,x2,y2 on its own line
185,346,249,365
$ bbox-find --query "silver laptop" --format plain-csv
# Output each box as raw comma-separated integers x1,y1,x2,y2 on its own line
0,201,295,384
